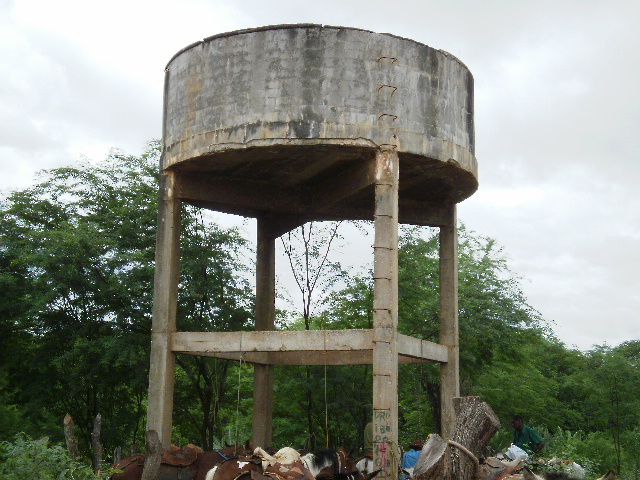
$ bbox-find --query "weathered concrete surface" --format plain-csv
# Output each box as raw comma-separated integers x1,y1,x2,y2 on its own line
372,149,399,480
162,24,477,210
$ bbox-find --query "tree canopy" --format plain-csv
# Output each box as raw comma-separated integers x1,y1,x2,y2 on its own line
0,142,254,452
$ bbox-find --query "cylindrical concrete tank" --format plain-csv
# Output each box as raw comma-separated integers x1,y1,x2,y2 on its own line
162,24,477,219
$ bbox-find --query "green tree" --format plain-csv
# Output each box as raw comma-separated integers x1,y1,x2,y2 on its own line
0,142,253,455
0,145,160,451
318,275,374,452
279,221,348,450
576,343,640,475
6,145,639,477
284,224,549,448
281,221,347,328
394,225,547,434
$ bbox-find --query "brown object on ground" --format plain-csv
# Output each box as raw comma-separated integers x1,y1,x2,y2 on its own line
263,460,316,480
213,455,263,480
161,444,201,466
110,453,145,480
413,396,501,480
195,446,253,480
110,444,248,480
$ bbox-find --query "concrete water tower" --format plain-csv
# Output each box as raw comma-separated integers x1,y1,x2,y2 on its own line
148,24,477,479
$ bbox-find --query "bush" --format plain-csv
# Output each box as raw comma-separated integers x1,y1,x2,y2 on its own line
0,433,105,480
537,427,619,478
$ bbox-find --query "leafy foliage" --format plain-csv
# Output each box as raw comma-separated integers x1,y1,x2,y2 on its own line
0,142,253,457
0,433,106,480
0,145,160,451
394,225,546,435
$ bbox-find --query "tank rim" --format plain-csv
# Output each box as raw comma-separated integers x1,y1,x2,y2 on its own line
164,23,470,72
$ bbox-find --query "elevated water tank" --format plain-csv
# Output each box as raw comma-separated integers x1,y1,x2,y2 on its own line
149,24,476,459
162,24,477,221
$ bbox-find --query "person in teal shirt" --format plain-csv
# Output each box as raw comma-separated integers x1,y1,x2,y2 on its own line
401,439,423,475
511,415,545,456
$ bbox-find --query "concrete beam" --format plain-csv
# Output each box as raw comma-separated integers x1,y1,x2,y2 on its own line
439,205,460,440
308,157,377,211
372,149,399,480
252,218,276,447
176,173,306,215
147,171,181,448
171,330,447,363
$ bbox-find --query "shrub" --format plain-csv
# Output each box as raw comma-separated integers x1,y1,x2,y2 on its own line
0,433,104,480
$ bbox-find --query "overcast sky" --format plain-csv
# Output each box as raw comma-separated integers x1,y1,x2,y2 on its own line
1,0,638,351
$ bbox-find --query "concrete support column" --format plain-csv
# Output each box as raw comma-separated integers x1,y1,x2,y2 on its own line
372,149,399,480
439,205,460,439
147,171,181,448
252,216,276,448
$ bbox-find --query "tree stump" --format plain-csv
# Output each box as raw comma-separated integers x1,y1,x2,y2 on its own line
413,396,501,480
64,414,80,460
141,430,162,480
413,434,450,479
92,413,103,474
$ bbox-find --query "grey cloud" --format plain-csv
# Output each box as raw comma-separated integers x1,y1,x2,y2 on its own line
23,29,161,145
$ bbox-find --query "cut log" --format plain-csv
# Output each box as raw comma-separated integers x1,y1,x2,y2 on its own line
450,396,501,479
413,396,501,480
141,430,162,480
413,434,449,479
452,397,501,457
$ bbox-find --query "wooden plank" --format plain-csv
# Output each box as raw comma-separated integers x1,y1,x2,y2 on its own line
397,334,449,363
180,350,375,365
173,331,448,364
179,346,445,365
